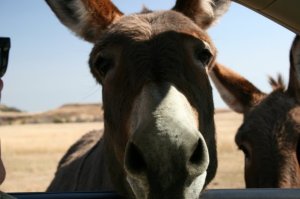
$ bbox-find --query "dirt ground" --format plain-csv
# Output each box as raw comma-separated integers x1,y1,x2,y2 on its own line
0,110,244,192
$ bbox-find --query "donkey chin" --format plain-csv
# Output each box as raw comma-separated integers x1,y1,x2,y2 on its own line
126,171,207,199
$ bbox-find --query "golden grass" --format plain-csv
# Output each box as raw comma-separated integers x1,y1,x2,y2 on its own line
207,110,244,189
0,122,103,192
0,110,244,192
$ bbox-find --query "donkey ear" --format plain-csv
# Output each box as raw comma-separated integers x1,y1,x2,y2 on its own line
173,0,231,29
287,35,300,102
46,0,123,43
209,63,264,113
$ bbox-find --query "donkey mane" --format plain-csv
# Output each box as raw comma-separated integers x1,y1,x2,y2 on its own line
268,74,285,91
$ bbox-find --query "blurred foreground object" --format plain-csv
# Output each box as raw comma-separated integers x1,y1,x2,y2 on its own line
0,38,10,78
0,37,11,100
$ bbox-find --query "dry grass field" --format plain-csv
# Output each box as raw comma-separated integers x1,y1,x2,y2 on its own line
0,110,244,192
208,110,244,189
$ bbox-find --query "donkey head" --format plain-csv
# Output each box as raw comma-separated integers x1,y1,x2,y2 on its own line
210,35,300,188
46,0,230,198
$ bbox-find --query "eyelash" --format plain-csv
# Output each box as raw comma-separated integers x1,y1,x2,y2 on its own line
194,47,212,66
94,56,113,77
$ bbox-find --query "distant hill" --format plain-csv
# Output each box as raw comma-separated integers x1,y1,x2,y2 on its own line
0,103,103,125
0,105,22,113
0,103,231,125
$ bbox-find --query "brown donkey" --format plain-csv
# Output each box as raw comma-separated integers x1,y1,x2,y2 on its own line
210,35,300,188
45,0,230,198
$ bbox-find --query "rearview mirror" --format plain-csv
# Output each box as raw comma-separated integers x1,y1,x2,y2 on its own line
0,37,11,78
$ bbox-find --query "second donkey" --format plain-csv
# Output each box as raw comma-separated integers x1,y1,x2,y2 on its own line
210,35,300,188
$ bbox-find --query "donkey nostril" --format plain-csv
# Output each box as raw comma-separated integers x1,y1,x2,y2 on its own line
189,138,209,170
188,138,209,175
190,139,205,165
125,142,147,174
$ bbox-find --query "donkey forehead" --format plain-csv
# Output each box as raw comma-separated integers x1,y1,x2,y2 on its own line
98,10,212,46
236,93,300,145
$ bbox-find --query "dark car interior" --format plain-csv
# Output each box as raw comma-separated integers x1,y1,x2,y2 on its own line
234,0,300,34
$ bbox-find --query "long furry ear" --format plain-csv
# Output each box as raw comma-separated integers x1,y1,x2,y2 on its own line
209,63,265,113
46,0,123,43
173,0,231,29
287,35,300,102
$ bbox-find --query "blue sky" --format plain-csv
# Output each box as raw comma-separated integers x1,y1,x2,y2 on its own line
0,0,295,112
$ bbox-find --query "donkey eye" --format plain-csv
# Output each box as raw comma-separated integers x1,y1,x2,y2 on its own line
94,56,113,77
194,48,212,66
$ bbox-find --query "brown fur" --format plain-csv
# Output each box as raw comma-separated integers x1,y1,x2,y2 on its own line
210,63,265,113
47,130,114,191
46,0,230,198
173,0,231,29
81,0,123,42
210,35,300,188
